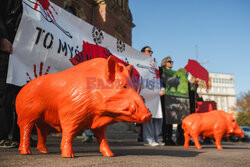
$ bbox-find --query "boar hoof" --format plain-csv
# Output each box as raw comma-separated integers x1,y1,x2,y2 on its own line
217,146,223,150
37,147,49,153
196,146,202,149
20,148,32,154
62,151,75,158
102,152,114,157
101,149,114,157
100,146,114,157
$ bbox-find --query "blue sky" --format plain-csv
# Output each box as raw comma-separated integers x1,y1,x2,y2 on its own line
129,0,250,96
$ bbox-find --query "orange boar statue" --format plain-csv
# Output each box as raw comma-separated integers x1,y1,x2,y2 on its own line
182,110,244,150
16,56,152,157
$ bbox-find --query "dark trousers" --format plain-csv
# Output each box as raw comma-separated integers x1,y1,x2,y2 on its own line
176,123,184,145
161,95,173,142
161,95,184,144
0,84,21,141
162,123,173,142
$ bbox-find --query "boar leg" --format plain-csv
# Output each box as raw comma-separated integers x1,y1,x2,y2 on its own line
18,121,34,154
93,126,114,157
60,129,76,158
190,133,202,149
35,120,50,153
214,134,223,150
184,132,190,148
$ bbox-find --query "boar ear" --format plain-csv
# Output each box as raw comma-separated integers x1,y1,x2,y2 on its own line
127,65,134,78
231,112,236,119
106,56,119,83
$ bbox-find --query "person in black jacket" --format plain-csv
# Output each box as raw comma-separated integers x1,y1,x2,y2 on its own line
160,56,177,145
0,0,23,148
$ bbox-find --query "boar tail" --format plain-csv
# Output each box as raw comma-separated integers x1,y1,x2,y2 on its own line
182,119,190,134
182,121,186,131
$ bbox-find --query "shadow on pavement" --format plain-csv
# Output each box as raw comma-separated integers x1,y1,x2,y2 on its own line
112,148,202,157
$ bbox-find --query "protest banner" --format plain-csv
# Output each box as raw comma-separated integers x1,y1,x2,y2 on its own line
7,0,162,118
162,69,190,123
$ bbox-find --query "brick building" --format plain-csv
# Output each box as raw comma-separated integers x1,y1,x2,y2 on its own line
51,0,135,45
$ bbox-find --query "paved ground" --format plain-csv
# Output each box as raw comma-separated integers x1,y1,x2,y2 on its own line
0,135,250,167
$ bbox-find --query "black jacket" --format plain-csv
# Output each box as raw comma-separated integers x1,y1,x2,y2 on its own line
0,0,23,42
0,0,23,84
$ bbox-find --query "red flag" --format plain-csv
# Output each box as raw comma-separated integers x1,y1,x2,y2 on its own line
184,59,209,90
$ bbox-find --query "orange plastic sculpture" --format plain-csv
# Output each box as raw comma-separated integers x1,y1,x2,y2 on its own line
182,110,244,150
16,56,152,157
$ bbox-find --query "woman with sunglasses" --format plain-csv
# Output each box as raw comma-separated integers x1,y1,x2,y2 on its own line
140,46,165,146
160,56,177,145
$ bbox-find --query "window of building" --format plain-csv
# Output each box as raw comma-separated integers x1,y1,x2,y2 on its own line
229,79,233,84
116,0,124,10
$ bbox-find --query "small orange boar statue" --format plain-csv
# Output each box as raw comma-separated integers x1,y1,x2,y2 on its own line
16,56,152,157
182,110,244,150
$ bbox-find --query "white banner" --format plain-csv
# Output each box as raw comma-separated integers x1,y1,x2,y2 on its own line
7,0,162,118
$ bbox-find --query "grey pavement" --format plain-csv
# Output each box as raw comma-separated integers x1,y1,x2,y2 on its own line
0,134,250,167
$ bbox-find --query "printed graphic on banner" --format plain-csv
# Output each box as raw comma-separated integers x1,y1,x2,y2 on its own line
92,27,104,45
136,63,160,78
163,69,188,98
164,96,190,124
24,0,72,38
117,39,125,53
26,62,51,82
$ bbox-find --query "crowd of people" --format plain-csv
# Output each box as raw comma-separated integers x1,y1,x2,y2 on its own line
0,0,201,149
139,46,201,146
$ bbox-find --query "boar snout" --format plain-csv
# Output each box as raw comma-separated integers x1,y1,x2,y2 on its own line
238,130,244,137
233,125,244,137
134,100,152,123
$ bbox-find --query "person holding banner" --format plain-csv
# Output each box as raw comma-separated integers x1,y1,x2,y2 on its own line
160,56,177,145
161,55,192,146
0,0,23,148
141,46,164,146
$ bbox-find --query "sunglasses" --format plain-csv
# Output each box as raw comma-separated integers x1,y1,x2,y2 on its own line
145,50,153,54
167,60,173,63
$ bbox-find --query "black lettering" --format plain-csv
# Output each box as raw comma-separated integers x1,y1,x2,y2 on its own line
74,46,79,56
35,27,45,45
58,39,67,56
43,33,53,49
67,44,74,58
